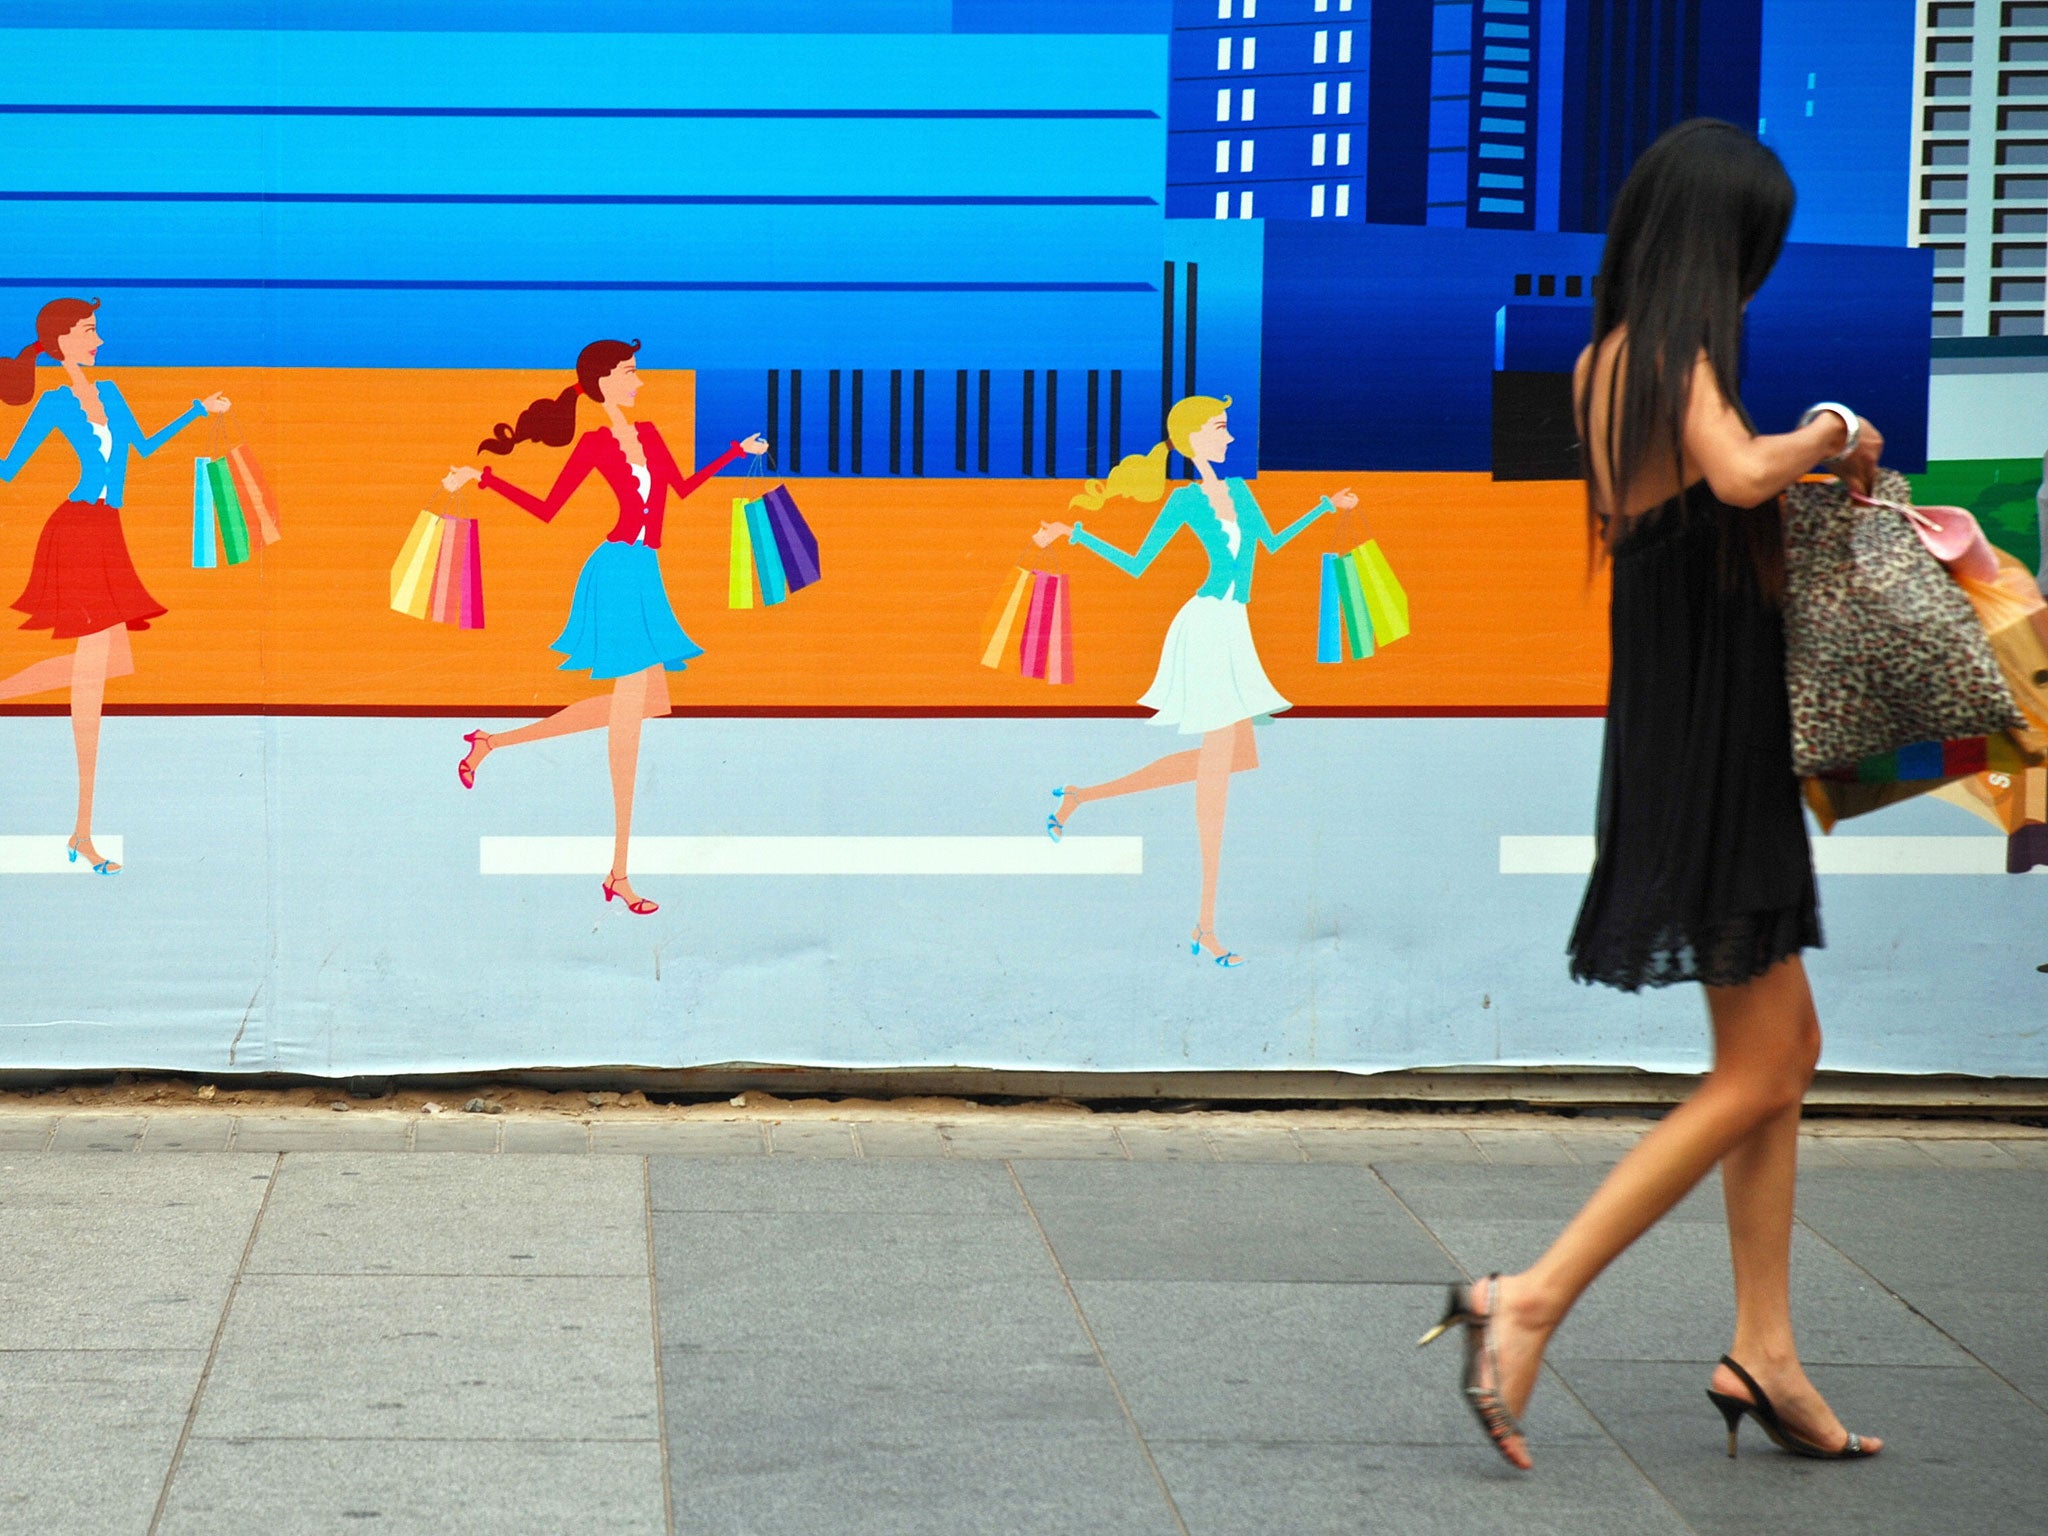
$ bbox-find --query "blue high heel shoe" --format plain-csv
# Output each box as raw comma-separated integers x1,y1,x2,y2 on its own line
1190,925,1244,968
67,837,119,876
1047,787,1073,842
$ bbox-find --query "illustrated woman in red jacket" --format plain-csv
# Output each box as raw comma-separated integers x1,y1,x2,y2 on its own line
0,297,230,875
443,339,766,915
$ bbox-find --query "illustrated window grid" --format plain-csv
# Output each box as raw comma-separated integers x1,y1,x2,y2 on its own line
1312,183,1327,217
1313,130,1327,166
1240,189,1254,219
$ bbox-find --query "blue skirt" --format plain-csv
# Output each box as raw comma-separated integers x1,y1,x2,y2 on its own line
551,541,703,680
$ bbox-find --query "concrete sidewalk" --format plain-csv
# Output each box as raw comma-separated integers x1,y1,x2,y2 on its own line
2,1110,2042,1534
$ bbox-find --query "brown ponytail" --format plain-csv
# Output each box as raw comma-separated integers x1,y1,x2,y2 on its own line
1,296,100,407
477,337,640,457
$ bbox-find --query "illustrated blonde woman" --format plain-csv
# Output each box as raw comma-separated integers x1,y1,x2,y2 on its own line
0,297,230,875
1034,394,1355,965
443,338,767,916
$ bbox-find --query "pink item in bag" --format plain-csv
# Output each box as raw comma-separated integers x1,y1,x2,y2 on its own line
1852,492,2000,583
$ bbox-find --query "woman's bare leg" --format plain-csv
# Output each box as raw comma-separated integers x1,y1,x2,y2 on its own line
605,666,655,897
68,626,122,870
1055,721,1258,829
460,695,613,780
0,652,75,701
1467,955,1848,1468
1191,722,1255,953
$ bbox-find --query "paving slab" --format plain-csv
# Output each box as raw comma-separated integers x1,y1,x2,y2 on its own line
1557,1129,1650,1166
667,1418,1180,1536
231,1115,412,1152
1204,1123,1308,1162
1150,1439,1694,1536
246,1154,647,1276
498,1118,591,1153
160,1436,667,1536
0,1349,202,1534
1467,1129,1579,1165
1806,1137,1935,1168
1115,1124,1216,1160
192,1272,659,1441
1013,1160,1458,1284
1913,1138,2021,1168
766,1121,860,1157
848,1120,949,1157
1073,1279,1609,1448
1793,1168,2048,1400
1553,1358,2048,1536
0,1115,54,1150
590,1120,764,1155
46,1113,148,1151
0,1155,274,1349
1376,1160,1728,1226
939,1120,1127,1159
409,1114,503,1151
1294,1128,1486,1164
650,1154,1019,1215
138,1112,237,1152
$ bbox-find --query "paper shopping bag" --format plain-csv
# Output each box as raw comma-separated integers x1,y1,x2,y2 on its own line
206,458,251,566
1336,549,1375,660
1352,538,1409,645
1316,554,1344,663
428,515,463,624
744,496,789,605
979,567,1032,671
762,485,821,592
1019,571,1055,680
728,499,756,609
1043,573,1073,685
457,517,485,630
227,445,280,547
191,458,217,569
389,510,445,619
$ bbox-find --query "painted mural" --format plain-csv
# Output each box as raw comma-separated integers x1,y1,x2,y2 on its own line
0,1,2042,1079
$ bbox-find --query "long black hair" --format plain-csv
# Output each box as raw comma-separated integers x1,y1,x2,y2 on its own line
1577,119,1795,582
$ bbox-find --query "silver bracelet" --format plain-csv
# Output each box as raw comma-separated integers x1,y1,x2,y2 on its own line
1798,402,1860,462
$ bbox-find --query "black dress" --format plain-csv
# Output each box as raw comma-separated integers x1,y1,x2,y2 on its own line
1567,481,1822,991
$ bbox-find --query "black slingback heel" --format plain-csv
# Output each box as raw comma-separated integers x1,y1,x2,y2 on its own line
1706,1355,1879,1460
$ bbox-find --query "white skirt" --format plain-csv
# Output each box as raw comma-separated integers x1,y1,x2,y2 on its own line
1140,595,1292,735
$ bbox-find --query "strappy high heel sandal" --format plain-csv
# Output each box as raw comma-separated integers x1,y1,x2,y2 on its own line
1419,1274,1530,1470
1706,1355,1878,1460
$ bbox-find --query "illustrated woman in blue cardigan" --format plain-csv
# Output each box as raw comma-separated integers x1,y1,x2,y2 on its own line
1035,394,1355,965
0,298,229,874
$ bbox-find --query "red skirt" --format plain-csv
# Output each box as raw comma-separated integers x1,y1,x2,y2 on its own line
11,500,167,639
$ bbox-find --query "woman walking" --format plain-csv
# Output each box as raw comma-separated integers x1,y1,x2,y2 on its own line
1419,120,1885,1470
1034,394,1355,965
443,339,767,916
0,297,230,875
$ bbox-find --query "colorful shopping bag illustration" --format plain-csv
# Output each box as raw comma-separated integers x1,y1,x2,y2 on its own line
743,495,789,604
979,567,1033,670
728,499,757,609
226,445,281,547
1351,538,1409,645
191,457,217,569
205,457,252,566
457,516,485,630
389,509,445,619
762,485,821,591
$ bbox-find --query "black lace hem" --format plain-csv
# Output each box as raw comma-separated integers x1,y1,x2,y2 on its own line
1568,903,1822,994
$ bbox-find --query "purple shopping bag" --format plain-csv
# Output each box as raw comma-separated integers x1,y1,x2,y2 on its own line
761,485,821,591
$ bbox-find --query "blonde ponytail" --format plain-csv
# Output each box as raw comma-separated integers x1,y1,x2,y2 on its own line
1070,442,1169,511
1069,392,1235,511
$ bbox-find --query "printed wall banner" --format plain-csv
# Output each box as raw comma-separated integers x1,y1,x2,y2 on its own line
1,2,2042,1081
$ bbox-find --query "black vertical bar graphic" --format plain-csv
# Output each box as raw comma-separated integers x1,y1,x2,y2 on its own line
765,369,779,456
827,370,842,475
977,370,991,475
912,370,926,477
1109,369,1123,464
1183,263,1198,404
955,370,968,472
1020,370,1036,477
1085,369,1100,479
888,369,902,476
1160,260,1177,475
850,369,864,475
789,369,803,475
1044,369,1058,479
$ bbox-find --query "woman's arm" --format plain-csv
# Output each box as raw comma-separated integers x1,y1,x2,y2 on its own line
1684,357,1881,506
110,385,210,458
1261,496,1337,552
647,429,747,503
0,391,62,482
476,433,603,523
1060,499,1190,577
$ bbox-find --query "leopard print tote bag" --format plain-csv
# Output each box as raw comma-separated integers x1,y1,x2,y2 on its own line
1781,469,2021,776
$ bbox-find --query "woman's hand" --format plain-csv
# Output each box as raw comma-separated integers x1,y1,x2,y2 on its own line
442,465,482,493
1834,417,1883,499
740,433,770,456
201,392,231,415
1329,487,1358,512
1034,521,1073,548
